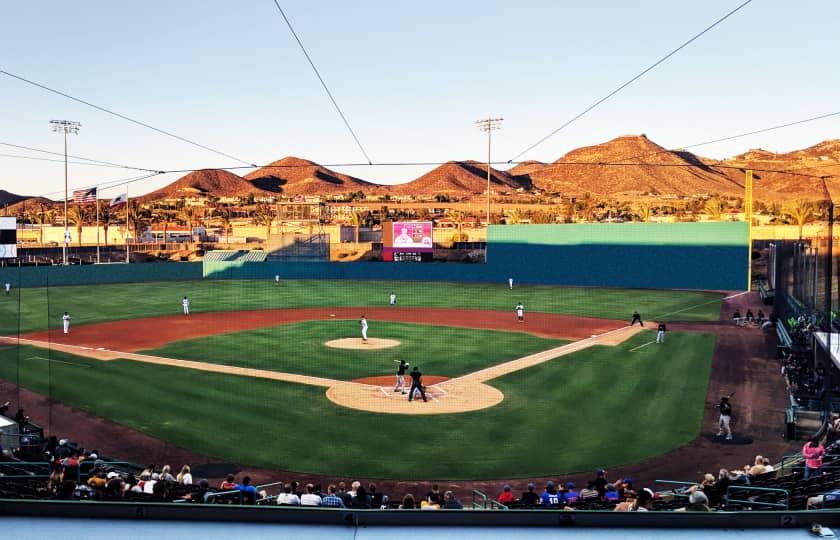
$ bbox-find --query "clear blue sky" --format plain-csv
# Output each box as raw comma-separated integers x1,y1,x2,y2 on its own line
1,0,838,200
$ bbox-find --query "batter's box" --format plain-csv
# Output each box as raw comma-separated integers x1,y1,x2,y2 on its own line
378,385,448,402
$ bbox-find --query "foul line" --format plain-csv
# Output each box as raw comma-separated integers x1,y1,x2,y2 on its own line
629,341,656,352
26,355,91,367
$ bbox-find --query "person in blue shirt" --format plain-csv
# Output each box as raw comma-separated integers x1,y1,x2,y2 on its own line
603,483,620,502
564,482,579,504
540,481,563,507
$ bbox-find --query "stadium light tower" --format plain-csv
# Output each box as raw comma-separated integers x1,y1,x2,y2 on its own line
475,117,503,229
51,120,81,265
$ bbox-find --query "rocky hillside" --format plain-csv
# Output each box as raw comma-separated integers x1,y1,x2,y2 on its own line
244,157,376,196
386,160,528,197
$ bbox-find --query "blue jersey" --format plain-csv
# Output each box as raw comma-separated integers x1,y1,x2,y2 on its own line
541,491,563,507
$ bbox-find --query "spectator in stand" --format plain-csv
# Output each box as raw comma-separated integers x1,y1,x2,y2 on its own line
13,407,28,427
746,455,768,477
564,482,579,504
368,483,383,507
105,472,125,499
220,474,237,491
603,484,620,502
615,478,636,500
48,461,64,495
291,480,302,498
541,481,563,507
276,483,301,505
615,487,655,511
183,478,211,503
351,485,372,508
159,465,176,483
399,493,416,509
87,468,107,489
53,480,77,500
337,481,352,506
176,464,192,485
347,480,360,499
151,479,169,501
579,480,600,502
426,484,443,505
497,484,514,505
320,484,345,508
803,437,827,480
520,483,540,507
762,457,774,472
55,439,71,460
676,490,712,512
443,490,464,509
235,476,256,495
594,468,608,497
300,483,322,506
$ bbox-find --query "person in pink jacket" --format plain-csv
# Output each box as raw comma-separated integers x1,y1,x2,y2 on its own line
803,437,826,480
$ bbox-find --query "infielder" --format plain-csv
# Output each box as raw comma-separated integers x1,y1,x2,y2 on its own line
394,359,409,394
389,292,396,305
182,296,190,315
516,302,524,322
656,321,666,343
508,277,514,290
717,395,733,440
360,315,368,342
62,312,71,334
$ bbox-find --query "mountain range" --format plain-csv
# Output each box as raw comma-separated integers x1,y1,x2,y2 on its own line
6,135,839,208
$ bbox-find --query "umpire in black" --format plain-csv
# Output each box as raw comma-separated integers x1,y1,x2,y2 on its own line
408,366,427,402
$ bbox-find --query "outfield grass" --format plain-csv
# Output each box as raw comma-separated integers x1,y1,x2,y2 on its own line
141,321,568,380
0,329,715,479
0,278,723,335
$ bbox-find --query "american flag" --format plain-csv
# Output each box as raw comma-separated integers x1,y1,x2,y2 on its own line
72,187,97,204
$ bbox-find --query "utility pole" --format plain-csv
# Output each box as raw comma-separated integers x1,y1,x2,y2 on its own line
475,117,503,229
50,120,81,265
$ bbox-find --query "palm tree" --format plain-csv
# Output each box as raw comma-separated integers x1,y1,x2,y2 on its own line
214,208,232,244
703,198,725,221
506,208,523,225
27,204,52,246
67,204,87,247
349,210,365,247
636,203,653,223
155,211,175,244
125,200,147,243
251,203,274,240
97,201,116,246
445,209,466,241
784,199,815,239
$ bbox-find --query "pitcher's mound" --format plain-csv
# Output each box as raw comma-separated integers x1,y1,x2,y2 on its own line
326,338,401,350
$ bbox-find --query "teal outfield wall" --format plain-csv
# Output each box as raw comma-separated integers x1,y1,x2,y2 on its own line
0,261,202,287
0,222,748,291
204,222,748,291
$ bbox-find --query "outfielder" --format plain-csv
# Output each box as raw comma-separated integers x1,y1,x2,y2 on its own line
275,275,280,284
389,292,396,305
516,302,524,322
360,315,368,342
62,312,71,334
508,277,514,290
394,359,409,394
182,296,190,315
4,282,9,295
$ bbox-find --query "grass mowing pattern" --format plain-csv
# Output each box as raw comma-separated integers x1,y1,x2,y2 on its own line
0,279,723,335
0,329,714,479
141,321,568,380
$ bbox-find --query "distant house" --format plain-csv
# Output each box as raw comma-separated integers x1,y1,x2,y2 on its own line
148,225,206,242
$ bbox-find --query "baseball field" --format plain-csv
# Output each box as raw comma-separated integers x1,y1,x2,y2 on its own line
0,278,722,479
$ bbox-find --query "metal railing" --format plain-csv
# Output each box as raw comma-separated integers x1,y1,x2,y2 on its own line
652,480,699,499
0,461,51,479
725,485,789,510
471,489,488,509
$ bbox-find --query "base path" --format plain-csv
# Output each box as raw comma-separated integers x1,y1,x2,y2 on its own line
19,307,630,352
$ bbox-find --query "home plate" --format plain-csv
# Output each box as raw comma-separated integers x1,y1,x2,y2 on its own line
97,347,105,350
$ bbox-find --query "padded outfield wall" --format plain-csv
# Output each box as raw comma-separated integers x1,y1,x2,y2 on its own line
202,222,748,291
0,222,747,291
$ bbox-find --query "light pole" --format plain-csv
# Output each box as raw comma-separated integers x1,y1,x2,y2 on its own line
475,117,503,228
50,120,81,265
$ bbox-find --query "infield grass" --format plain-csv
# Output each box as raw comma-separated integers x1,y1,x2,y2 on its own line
0,329,714,479
141,321,568,380
0,279,723,335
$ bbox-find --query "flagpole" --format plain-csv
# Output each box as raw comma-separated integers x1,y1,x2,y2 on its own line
125,186,130,264
96,188,100,264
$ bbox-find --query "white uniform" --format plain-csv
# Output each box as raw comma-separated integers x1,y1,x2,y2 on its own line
62,313,71,334
360,317,368,341
389,293,396,305
516,303,524,322
275,275,280,284
508,278,514,289
182,297,190,315
4,283,9,294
